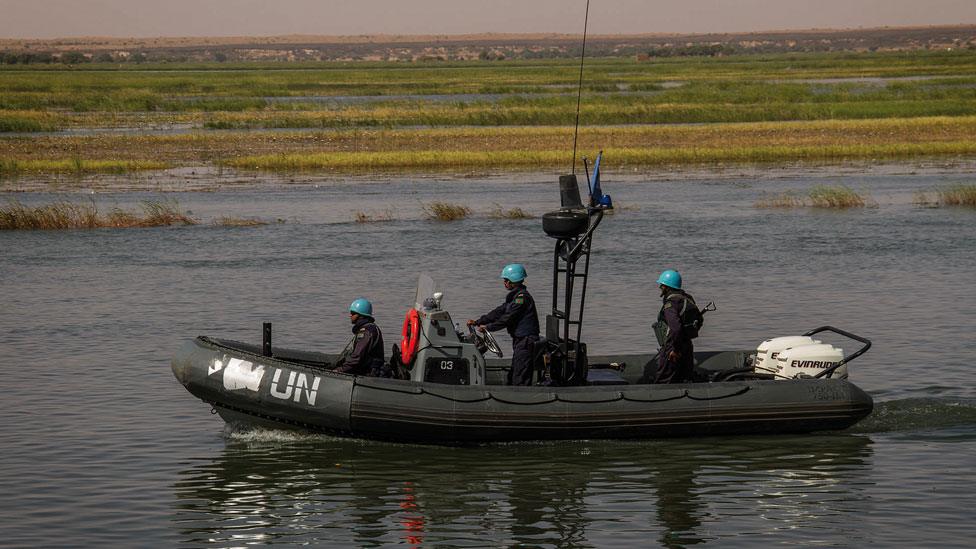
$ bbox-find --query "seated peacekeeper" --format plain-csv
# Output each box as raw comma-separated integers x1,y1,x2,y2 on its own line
334,298,389,377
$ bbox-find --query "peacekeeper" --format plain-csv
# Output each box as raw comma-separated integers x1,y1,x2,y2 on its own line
467,263,541,386
335,298,389,377
652,269,702,384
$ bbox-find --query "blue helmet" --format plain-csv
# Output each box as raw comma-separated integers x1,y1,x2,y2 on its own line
500,263,527,282
656,269,682,289
349,298,373,317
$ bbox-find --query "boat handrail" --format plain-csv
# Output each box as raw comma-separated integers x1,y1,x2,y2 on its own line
803,326,872,379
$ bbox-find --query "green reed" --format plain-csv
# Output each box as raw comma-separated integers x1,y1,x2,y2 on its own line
213,217,269,227
422,202,472,221
0,158,168,175
755,186,867,209
938,184,976,206
917,184,976,207
224,141,976,172
488,205,533,219
755,191,806,208
807,185,867,208
0,198,196,230
3,50,976,124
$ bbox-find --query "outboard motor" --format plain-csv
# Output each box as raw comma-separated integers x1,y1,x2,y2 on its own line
777,343,845,379
754,336,848,379
754,336,823,374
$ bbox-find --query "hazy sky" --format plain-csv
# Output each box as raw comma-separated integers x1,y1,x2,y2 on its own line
1,0,974,38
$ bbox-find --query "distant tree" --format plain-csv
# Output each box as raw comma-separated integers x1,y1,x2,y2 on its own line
214,52,227,62
61,51,87,64
94,52,114,63
131,52,148,63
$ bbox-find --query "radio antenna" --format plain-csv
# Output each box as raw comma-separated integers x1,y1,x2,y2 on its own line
571,0,591,175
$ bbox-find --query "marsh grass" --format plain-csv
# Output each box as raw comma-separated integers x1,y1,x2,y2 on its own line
0,198,196,230
227,150,565,171
213,217,269,227
353,208,397,223
0,112,58,132
0,158,168,176
6,116,976,176
6,51,976,175
7,51,976,125
808,185,867,208
755,187,866,208
201,95,976,130
938,184,976,206
224,139,976,173
0,158,20,176
916,184,976,207
488,204,533,219
422,202,471,221
140,199,197,225
755,191,806,208
912,190,940,207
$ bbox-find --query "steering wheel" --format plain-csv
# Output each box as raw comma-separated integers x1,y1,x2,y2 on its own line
470,325,504,358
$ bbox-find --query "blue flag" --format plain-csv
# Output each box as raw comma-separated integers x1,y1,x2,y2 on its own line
590,151,612,208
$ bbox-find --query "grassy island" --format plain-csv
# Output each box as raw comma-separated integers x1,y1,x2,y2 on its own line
2,50,976,177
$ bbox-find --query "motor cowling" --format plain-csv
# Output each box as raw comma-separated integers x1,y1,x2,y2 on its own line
777,343,846,379
754,336,847,379
753,336,821,375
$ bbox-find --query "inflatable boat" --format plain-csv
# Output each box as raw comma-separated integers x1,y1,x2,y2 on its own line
171,332,872,444
171,159,874,444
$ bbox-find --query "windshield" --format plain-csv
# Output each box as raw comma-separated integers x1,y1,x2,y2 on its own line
413,273,436,310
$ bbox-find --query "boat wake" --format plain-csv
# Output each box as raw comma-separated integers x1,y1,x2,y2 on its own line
850,397,976,434
222,425,325,444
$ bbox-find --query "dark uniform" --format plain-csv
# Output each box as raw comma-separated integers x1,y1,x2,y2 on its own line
335,316,387,377
476,284,540,386
654,290,697,384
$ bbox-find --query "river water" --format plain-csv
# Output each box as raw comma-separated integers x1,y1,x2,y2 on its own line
1,162,974,547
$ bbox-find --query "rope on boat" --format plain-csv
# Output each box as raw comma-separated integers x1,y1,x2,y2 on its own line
685,387,751,400
198,337,752,405
354,381,751,405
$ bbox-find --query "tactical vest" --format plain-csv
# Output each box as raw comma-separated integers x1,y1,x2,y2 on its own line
652,292,703,347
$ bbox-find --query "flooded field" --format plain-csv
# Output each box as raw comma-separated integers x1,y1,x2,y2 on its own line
1,162,974,546
4,50,976,176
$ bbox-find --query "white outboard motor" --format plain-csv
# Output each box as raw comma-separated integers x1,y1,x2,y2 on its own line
777,343,846,379
754,336,821,375
754,336,847,379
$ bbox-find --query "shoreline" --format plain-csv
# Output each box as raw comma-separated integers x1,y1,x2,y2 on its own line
3,117,975,182
2,158,974,194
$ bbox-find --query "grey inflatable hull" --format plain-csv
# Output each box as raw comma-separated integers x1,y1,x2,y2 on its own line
172,336,873,444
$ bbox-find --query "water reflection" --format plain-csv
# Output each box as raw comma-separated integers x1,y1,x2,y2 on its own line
171,433,873,547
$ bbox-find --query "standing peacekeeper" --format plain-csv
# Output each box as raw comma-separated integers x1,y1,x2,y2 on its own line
652,270,702,384
335,298,388,377
467,263,540,386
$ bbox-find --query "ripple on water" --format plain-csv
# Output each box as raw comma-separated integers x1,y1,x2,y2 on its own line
2,169,975,546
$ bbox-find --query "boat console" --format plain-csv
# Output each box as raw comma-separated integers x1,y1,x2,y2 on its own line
402,275,491,386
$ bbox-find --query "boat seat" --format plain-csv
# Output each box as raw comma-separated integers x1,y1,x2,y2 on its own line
586,368,629,385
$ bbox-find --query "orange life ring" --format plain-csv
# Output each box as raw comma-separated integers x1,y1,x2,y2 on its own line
400,308,421,364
